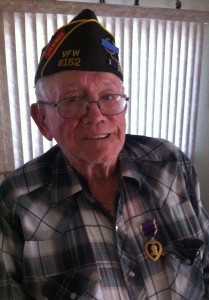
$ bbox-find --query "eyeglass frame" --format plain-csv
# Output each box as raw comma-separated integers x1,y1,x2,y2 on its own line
37,94,130,119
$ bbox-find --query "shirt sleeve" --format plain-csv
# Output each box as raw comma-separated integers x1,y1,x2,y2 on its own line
0,179,34,299
199,203,209,298
187,160,209,298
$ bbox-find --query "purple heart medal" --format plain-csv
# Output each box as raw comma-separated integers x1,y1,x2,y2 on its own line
141,219,163,262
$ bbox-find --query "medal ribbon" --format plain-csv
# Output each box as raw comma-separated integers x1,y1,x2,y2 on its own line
141,219,163,262
141,219,157,237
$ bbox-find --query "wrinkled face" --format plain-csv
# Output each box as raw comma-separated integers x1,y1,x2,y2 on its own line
32,71,127,167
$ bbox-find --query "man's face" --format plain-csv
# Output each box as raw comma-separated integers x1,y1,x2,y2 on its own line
33,71,127,167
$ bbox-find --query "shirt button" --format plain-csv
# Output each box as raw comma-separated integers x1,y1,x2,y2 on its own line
185,259,192,265
70,292,77,299
128,270,135,278
115,225,119,231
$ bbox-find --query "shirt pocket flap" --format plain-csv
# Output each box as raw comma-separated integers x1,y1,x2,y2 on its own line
163,238,204,264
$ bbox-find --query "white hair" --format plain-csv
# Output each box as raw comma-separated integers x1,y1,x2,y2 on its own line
35,74,62,103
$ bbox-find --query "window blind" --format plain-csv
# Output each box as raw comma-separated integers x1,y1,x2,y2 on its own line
0,1,208,180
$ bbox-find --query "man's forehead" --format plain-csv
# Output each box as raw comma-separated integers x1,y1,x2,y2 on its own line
42,70,123,100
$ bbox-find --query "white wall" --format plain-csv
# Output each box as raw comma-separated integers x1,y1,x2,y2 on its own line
194,24,209,212
63,0,209,11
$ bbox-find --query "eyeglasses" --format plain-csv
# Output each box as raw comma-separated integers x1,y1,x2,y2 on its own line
38,94,129,119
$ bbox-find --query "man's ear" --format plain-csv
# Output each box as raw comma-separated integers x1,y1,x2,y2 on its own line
30,103,53,141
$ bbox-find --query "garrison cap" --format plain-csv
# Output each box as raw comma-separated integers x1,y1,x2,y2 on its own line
35,9,123,83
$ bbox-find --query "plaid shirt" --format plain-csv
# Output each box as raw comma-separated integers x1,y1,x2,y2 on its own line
0,134,209,300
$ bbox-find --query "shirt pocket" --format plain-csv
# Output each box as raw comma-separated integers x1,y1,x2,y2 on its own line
162,238,205,299
23,236,100,299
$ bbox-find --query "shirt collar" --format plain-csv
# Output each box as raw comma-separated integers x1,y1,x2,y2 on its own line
23,144,142,205
118,148,142,187
52,146,142,204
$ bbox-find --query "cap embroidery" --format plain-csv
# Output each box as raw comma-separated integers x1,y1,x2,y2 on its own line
44,29,66,59
101,38,119,54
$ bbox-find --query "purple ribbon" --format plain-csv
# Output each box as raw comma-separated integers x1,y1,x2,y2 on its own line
141,219,157,237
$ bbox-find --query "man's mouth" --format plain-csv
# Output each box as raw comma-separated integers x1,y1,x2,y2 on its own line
85,134,110,140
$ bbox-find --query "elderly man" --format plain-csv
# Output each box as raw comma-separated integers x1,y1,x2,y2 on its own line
0,9,209,300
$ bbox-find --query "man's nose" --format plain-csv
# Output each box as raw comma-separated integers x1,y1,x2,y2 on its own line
82,101,105,123
87,101,102,111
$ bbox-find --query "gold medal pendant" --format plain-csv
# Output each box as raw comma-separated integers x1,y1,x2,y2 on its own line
145,238,163,262
141,219,163,262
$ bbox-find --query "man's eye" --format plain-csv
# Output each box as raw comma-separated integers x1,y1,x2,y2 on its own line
102,95,115,101
65,97,81,103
